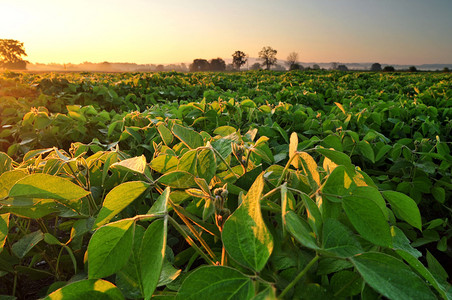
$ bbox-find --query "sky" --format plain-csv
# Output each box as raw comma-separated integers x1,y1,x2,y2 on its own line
1,0,451,65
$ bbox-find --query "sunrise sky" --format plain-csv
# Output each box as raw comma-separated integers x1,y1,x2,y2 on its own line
1,0,451,65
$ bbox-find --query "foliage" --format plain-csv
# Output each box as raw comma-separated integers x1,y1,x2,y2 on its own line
232,51,247,70
0,70,451,299
209,58,226,72
258,46,277,70
0,39,28,70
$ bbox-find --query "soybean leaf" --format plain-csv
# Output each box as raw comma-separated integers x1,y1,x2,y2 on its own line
0,152,13,175
196,148,216,184
316,148,355,176
88,218,135,279
150,155,178,174
358,140,375,163
172,124,203,149
94,181,150,228
0,170,28,199
322,219,363,258
158,124,173,146
351,252,436,300
396,250,449,300
298,152,320,188
43,279,124,300
115,225,146,299
285,211,319,250
140,218,167,300
176,266,254,300
177,150,197,174
382,191,422,230
12,230,44,259
301,193,322,236
157,171,196,189
147,187,170,215
0,213,9,251
391,226,421,258
222,173,274,272
9,174,90,211
343,194,392,247
111,155,147,174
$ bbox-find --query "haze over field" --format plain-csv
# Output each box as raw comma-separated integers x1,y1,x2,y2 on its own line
1,0,451,66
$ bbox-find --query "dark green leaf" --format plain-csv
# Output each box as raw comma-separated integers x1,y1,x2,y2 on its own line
12,230,44,259
176,266,254,300
172,124,203,149
351,252,436,300
285,211,319,250
382,191,422,230
157,171,196,189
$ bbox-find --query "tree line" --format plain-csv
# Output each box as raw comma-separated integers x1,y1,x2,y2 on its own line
1,39,450,72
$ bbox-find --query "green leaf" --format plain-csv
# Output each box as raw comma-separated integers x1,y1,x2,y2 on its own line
0,170,27,199
322,219,363,257
176,266,254,300
396,250,449,300
222,173,274,272
9,174,90,211
0,152,13,175
0,213,10,251
431,187,445,204
43,279,124,300
88,218,135,279
321,165,351,202
358,140,375,163
150,155,178,174
111,155,147,174
391,226,421,258
342,194,392,247
382,191,422,230
147,187,170,215
158,124,173,146
301,193,322,236
196,149,216,184
94,181,150,229
351,252,436,300
317,147,355,176
140,219,167,300
172,124,203,149
157,171,196,189
177,150,197,174
285,211,319,250
12,230,44,259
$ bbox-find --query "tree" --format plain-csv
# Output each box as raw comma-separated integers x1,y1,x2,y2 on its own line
258,46,277,70
0,39,28,70
189,59,210,72
312,64,320,70
232,51,247,71
337,65,349,71
286,52,299,70
209,58,226,72
370,63,382,71
383,66,395,72
250,63,261,70
408,66,417,72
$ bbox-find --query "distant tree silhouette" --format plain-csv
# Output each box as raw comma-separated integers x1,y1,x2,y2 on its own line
232,51,247,70
156,64,164,72
337,65,349,71
331,62,338,70
312,64,320,70
408,66,417,72
190,59,210,72
443,67,450,72
259,46,277,70
250,63,261,70
209,58,226,71
286,52,299,70
0,39,28,70
290,63,303,71
370,63,382,71
383,66,395,72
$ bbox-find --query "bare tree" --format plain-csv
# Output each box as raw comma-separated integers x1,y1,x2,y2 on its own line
258,46,277,70
286,52,299,70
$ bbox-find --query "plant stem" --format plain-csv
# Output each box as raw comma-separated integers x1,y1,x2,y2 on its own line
279,254,319,298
